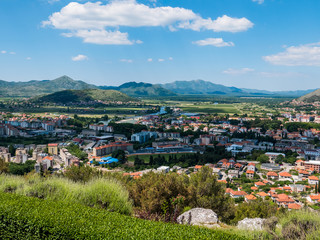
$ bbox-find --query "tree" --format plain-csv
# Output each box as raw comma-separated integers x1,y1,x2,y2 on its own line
0,158,8,174
257,154,269,164
112,150,126,164
188,166,235,223
9,145,15,156
64,165,100,183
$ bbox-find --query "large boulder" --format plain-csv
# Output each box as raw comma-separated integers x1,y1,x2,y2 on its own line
237,218,266,231
177,208,219,227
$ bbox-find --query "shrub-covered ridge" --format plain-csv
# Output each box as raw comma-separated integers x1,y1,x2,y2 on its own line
0,192,249,239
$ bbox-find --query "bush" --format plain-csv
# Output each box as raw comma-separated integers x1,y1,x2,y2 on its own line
0,192,248,240
0,175,132,215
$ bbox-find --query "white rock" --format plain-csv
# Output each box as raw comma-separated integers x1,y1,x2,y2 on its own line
177,208,219,226
237,218,266,231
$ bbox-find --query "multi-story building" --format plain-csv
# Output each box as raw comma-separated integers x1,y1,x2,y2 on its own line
93,142,133,157
48,143,59,155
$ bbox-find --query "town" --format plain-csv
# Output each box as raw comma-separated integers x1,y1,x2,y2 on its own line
1,99,320,212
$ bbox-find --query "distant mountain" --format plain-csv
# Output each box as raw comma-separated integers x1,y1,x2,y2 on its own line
100,82,176,97
0,76,97,98
34,89,134,104
297,88,320,102
161,80,315,97
161,80,245,95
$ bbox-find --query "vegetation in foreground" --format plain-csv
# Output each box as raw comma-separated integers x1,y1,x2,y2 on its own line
0,192,248,240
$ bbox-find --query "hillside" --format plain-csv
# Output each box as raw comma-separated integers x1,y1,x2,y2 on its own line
35,89,134,104
0,76,97,98
100,82,176,97
161,80,315,97
297,88,320,102
0,192,247,239
161,80,245,95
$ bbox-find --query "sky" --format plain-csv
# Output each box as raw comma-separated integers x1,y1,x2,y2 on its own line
0,0,320,91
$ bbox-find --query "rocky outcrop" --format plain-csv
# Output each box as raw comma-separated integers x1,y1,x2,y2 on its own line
177,208,219,228
237,218,266,231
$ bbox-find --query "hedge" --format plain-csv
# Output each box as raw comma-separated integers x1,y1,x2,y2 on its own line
0,192,249,239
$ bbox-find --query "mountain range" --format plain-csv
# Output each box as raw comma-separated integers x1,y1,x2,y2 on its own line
297,89,320,103
0,75,316,99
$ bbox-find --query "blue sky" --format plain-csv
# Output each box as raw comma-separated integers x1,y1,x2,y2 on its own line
0,0,320,91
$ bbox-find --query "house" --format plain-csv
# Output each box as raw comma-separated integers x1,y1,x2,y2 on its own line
254,181,266,187
288,203,302,210
267,171,279,181
157,166,170,173
247,163,256,172
306,194,320,204
265,152,285,163
228,169,239,178
261,163,281,171
308,176,319,185
246,170,255,179
251,186,258,191
304,160,320,173
295,159,305,170
257,192,269,199
194,165,203,171
230,190,247,198
279,172,292,180
245,194,257,202
48,143,59,155
275,194,295,207
289,184,306,193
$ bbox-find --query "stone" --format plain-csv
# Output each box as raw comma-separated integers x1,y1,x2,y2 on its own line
237,218,266,231
176,208,219,227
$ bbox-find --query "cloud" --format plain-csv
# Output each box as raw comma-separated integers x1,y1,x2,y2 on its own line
1,50,6,54
158,58,165,62
120,59,133,63
43,1,253,44
252,0,264,4
223,68,254,75
263,42,320,66
147,58,153,62
179,15,253,33
168,57,173,60
9,52,16,55
26,57,32,60
63,30,134,45
72,54,88,61
193,38,234,47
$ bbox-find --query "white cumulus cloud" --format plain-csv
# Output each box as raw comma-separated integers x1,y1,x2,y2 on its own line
147,58,153,62
43,1,253,45
120,59,133,63
223,68,254,75
72,54,88,61
1,50,7,54
193,38,234,47
263,42,320,66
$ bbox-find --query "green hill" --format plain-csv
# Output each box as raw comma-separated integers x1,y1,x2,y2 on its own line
0,76,97,98
100,82,176,97
297,88,320,102
0,192,248,240
35,89,134,104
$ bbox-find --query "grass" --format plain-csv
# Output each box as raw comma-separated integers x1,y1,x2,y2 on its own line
0,174,132,215
0,192,250,239
179,103,239,114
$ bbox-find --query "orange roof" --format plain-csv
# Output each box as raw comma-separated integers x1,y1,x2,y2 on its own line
248,163,256,166
42,156,53,161
299,170,309,175
308,176,319,181
267,171,278,177
309,194,320,200
251,186,258,191
218,180,227,184
288,203,302,210
232,190,247,196
279,172,292,177
246,170,254,174
225,188,233,194
283,186,291,190
195,165,203,169
255,181,266,186
48,143,58,147
296,159,304,163
245,194,257,200
257,192,269,197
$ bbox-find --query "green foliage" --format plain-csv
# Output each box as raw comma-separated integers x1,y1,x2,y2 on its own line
67,143,87,160
0,192,248,240
8,160,36,175
36,89,134,104
128,167,235,223
0,158,9,174
256,154,269,163
64,165,100,183
285,122,320,132
0,175,132,215
232,199,278,224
